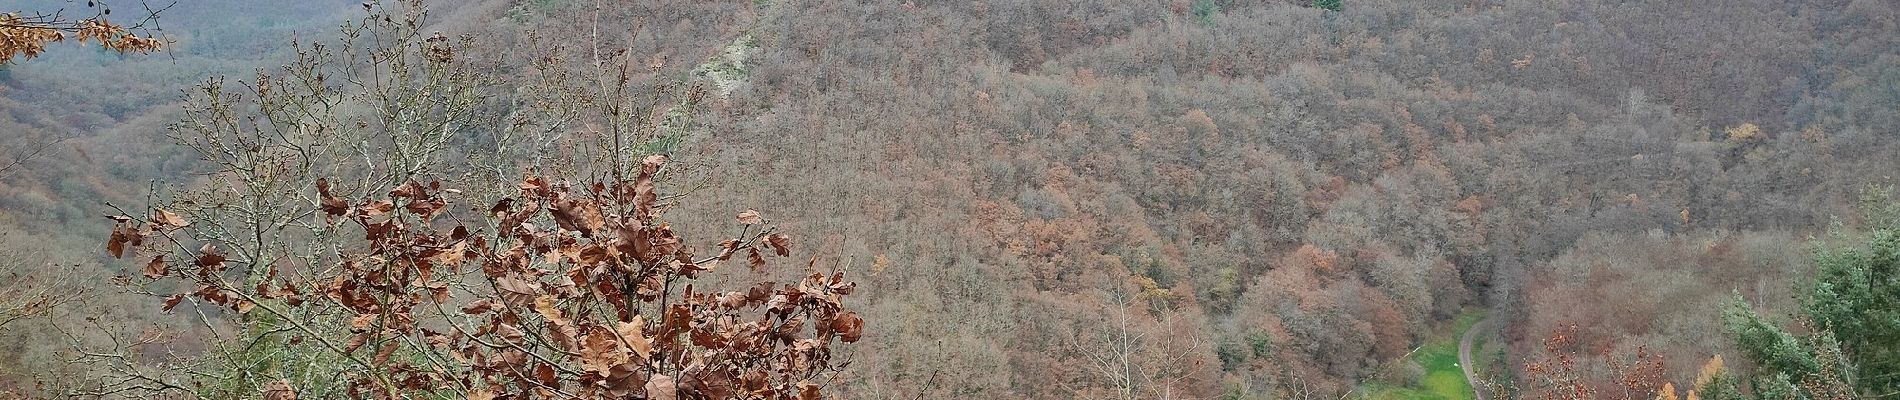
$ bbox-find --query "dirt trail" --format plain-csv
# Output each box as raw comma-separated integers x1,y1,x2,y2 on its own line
1459,316,1493,400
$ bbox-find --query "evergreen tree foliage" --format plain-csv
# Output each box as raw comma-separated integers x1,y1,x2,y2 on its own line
1723,188,1899,398
1721,296,1819,378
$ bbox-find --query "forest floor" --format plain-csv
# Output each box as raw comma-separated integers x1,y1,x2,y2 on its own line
1360,310,1488,400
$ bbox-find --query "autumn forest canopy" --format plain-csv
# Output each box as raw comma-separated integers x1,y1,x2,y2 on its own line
0,0,1897,399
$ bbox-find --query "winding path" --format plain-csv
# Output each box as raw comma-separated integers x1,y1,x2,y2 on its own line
1458,316,1494,400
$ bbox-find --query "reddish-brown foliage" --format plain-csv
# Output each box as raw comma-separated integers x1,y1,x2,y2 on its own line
0,12,163,64
1522,324,1667,400
106,156,861,398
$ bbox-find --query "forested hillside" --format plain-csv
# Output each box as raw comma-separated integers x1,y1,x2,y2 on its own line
0,0,1896,398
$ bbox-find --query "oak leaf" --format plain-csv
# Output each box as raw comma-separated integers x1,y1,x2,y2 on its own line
551,198,605,236
832,311,864,343
617,317,653,360
634,158,664,222
261,379,297,400
460,298,499,314
350,313,378,331
106,224,142,258
716,239,741,261
766,233,792,257
317,178,349,220
195,244,225,267
646,374,678,400
534,363,558,388
374,341,399,364
582,328,630,377
360,200,395,217
344,332,370,354
142,255,166,279
533,296,566,325
154,209,189,228
161,293,185,312
798,381,821,400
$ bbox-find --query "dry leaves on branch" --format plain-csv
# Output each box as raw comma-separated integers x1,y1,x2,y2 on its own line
113,168,863,399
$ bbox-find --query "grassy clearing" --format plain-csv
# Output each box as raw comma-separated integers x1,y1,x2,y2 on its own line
1359,310,1485,400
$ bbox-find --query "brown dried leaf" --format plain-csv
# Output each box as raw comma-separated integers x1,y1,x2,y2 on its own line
617,317,652,360
344,332,370,354
634,156,666,222
389,180,423,199
533,296,567,326
196,285,229,306
798,381,821,400
641,155,668,173
766,233,792,257
154,209,189,228
195,244,225,267
519,175,547,192
832,311,865,343
736,210,762,225
374,341,399,364
551,198,606,236
350,314,378,331
715,239,741,261
405,196,446,219
261,379,297,400
534,362,558,388
582,328,629,377
497,324,526,345
431,240,468,271
465,388,495,400
646,374,678,400
546,318,580,353
496,276,539,304
636,274,666,298
317,178,348,219
460,298,498,314
360,200,395,217
746,281,775,305
489,198,515,215
106,224,141,259
577,245,610,266
748,248,766,272
776,315,806,342
142,255,166,279
161,293,185,312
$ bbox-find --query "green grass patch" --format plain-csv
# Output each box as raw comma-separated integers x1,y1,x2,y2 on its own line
1359,310,1483,400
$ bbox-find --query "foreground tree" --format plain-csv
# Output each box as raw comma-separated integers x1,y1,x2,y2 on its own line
1521,324,1668,400
104,164,860,398
84,1,860,398
0,1,166,64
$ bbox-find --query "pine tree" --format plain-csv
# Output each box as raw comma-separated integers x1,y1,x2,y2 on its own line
1721,186,1900,398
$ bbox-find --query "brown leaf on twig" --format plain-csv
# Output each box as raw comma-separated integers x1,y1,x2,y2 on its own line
142,255,166,279
262,379,297,400
766,233,792,257
154,209,189,228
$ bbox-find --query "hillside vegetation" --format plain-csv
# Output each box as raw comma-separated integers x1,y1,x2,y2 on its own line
0,0,1895,398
